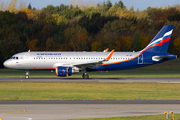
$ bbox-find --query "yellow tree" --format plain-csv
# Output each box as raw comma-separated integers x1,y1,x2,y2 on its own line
64,24,88,51
21,9,36,20
78,33,88,50
7,0,18,12
0,0,4,11
27,39,39,51
91,41,100,51
123,37,132,51
46,38,56,51
18,0,26,11
140,35,151,50
174,38,180,54
115,40,121,51
57,16,69,25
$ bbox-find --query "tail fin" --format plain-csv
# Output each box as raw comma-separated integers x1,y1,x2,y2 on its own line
141,25,173,54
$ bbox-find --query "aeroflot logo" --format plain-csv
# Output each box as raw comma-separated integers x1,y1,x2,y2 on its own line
36,53,61,55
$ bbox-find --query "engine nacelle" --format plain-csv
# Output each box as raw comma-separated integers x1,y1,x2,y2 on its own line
56,67,72,77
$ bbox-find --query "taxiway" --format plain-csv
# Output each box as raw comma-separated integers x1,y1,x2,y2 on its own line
0,77,180,120
0,77,180,83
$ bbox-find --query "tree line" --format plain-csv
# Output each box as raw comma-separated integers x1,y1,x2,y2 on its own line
0,0,180,67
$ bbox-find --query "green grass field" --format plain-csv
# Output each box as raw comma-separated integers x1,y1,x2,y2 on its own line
0,59,180,119
71,114,180,120
0,58,180,78
0,82,180,100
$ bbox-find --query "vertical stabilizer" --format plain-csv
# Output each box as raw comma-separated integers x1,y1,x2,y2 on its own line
141,25,173,54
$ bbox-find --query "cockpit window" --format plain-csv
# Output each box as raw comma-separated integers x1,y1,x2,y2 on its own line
10,56,18,59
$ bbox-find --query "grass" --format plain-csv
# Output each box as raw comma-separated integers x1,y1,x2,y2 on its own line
0,58,180,78
0,82,180,100
71,114,180,120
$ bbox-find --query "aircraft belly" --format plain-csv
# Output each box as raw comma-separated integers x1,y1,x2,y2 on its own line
102,58,141,70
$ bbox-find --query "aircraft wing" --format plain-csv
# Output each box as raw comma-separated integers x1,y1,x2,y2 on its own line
72,49,115,68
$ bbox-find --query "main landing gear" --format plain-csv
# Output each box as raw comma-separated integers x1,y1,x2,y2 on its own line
25,70,29,79
82,73,89,79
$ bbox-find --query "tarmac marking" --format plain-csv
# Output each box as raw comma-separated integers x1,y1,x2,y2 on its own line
23,104,180,114
0,107,26,114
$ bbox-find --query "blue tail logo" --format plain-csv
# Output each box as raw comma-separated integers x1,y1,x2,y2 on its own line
141,25,173,54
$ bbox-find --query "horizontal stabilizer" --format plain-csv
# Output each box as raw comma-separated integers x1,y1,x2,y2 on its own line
152,55,175,61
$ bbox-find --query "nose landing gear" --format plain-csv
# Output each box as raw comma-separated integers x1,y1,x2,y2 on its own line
25,70,29,79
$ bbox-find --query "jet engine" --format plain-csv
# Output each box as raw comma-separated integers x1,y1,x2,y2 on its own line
55,66,79,77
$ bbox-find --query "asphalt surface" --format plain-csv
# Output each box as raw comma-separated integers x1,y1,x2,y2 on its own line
0,77,180,83
0,77,180,120
0,100,180,104
0,103,180,120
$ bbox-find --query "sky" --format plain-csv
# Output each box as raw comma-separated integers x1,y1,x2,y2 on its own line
4,0,180,10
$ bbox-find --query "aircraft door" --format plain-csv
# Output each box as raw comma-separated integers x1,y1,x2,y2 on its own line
24,53,30,64
138,54,143,64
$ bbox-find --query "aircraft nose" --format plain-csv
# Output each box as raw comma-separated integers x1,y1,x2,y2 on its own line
3,60,11,68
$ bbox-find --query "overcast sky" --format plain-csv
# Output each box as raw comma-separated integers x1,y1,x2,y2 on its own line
4,0,180,10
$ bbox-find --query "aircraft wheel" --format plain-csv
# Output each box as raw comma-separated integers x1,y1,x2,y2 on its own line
25,75,29,79
25,70,30,79
82,73,89,79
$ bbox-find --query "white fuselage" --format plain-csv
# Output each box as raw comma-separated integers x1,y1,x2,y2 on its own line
3,51,139,70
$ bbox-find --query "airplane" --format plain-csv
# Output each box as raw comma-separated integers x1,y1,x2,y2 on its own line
3,25,177,79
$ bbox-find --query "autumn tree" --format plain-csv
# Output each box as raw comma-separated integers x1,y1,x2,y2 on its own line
0,11,15,28
42,5,60,14
132,30,141,51
7,0,18,12
0,38,24,60
18,0,26,10
174,38,180,55
21,9,36,20
46,38,56,51
27,39,39,51
63,24,88,51
115,36,132,51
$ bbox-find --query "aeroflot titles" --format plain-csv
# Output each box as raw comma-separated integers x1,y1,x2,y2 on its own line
36,53,61,55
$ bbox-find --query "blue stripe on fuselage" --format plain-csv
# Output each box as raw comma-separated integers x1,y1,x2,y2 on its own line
92,53,176,71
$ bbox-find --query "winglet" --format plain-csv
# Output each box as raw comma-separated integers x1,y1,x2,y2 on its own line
105,49,115,60
103,48,109,52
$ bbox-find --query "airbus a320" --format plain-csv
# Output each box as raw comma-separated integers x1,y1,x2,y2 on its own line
3,25,177,79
